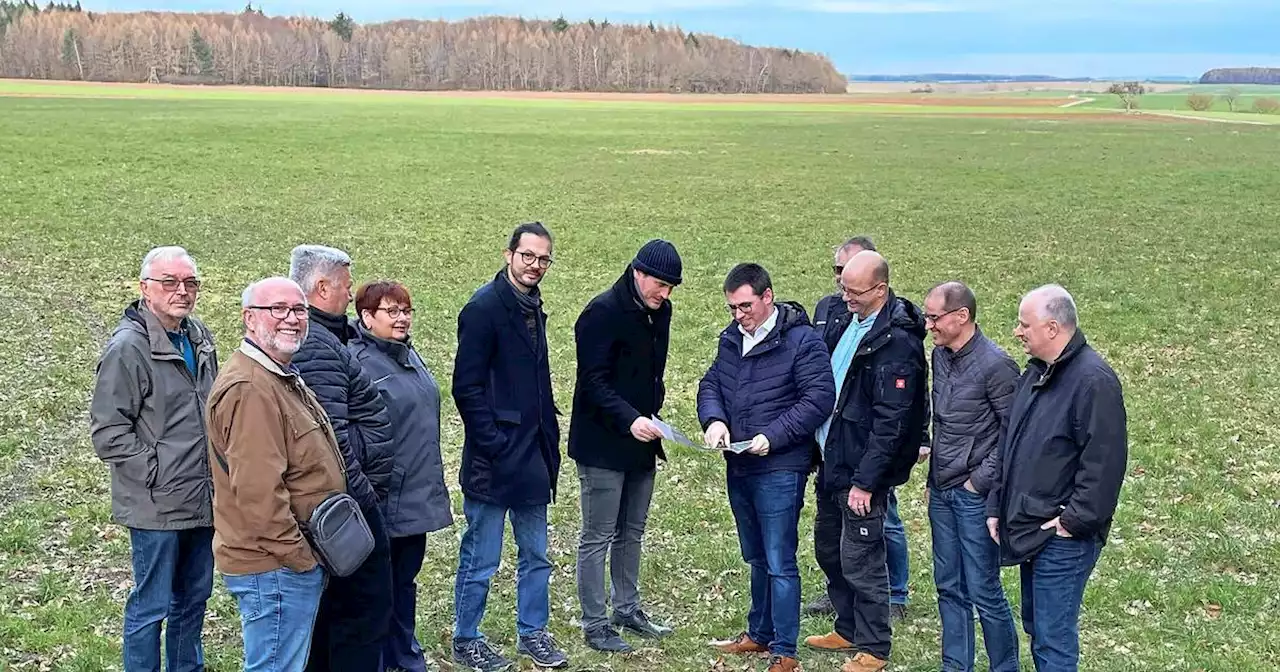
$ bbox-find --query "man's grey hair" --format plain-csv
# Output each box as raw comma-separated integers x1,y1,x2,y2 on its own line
241,277,306,308
289,244,351,295
835,235,877,260
1024,284,1078,329
928,280,978,322
140,246,198,280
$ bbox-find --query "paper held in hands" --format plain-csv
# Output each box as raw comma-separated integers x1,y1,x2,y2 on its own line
650,416,752,453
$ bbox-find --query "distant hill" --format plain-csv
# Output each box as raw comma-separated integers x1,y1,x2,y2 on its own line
847,74,1084,83
847,74,1196,84
0,3,845,93
1199,68,1280,85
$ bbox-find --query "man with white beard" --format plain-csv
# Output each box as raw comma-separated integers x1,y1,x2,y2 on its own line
206,277,347,671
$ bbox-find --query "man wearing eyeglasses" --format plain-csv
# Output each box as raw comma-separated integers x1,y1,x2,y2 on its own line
922,281,1020,672
813,251,928,672
451,222,568,671
288,245,396,672
806,236,917,635
207,276,346,671
91,246,219,672
699,263,836,672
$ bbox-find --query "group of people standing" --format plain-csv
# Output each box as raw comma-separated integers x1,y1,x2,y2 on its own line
89,222,1127,672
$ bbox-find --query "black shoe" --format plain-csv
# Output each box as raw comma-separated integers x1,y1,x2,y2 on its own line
890,603,908,622
803,594,835,617
452,638,514,672
611,609,674,639
517,629,569,668
584,625,634,653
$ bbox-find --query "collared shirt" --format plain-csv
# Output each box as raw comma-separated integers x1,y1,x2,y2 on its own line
739,306,780,356
815,310,879,451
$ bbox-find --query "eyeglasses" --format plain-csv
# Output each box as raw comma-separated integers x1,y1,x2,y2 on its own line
145,277,201,292
726,301,757,315
247,304,309,320
515,250,554,269
841,282,884,298
924,307,964,324
377,306,414,319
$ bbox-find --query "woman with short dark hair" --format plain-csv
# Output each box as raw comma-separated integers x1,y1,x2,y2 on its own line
349,280,453,672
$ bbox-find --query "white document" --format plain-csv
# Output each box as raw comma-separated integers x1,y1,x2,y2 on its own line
649,416,698,448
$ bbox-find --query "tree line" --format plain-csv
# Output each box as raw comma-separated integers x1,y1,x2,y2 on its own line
0,5,846,93
1199,67,1280,85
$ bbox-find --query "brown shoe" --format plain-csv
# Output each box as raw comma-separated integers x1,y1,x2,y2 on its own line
712,632,768,654
767,654,801,672
804,631,856,652
841,651,888,672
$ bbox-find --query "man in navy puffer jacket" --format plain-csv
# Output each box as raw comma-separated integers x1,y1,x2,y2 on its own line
698,263,836,672
288,244,395,672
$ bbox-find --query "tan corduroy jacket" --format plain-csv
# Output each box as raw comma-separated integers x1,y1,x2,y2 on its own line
206,341,346,576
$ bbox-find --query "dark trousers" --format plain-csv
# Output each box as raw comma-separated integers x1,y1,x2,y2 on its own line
1019,536,1102,672
306,504,393,672
383,534,428,672
814,485,858,642
837,488,892,659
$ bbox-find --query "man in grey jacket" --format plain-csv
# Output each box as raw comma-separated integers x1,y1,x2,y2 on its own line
90,246,218,672
923,281,1020,672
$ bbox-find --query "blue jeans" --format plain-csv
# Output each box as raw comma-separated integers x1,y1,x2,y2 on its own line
453,496,551,642
123,527,214,672
727,470,806,658
929,486,1019,672
884,489,909,606
1020,536,1103,672
223,565,326,672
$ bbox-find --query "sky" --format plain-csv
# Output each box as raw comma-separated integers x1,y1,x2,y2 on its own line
96,0,1280,77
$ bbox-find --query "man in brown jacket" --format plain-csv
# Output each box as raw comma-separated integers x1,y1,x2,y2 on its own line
206,276,346,672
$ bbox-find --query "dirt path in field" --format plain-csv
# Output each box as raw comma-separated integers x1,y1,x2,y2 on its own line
1141,111,1278,125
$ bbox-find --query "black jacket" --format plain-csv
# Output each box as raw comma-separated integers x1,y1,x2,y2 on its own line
350,323,453,538
989,330,1128,566
697,302,836,477
928,326,1020,493
820,291,929,494
292,308,395,512
568,267,671,473
453,271,561,508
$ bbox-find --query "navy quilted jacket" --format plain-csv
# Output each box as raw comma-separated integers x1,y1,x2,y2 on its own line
697,302,836,477
292,308,395,512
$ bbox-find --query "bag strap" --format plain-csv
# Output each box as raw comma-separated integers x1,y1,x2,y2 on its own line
211,446,230,475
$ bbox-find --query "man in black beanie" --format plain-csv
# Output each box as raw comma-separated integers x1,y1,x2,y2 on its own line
569,239,682,653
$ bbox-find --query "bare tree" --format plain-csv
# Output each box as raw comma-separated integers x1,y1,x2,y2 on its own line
1107,81,1146,112
1223,86,1241,112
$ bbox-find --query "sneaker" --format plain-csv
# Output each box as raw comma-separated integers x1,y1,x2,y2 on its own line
803,594,836,617
889,604,908,622
517,629,569,668
584,625,633,653
841,652,889,672
804,631,856,652
611,609,675,639
712,631,769,654
768,654,801,672
452,638,514,672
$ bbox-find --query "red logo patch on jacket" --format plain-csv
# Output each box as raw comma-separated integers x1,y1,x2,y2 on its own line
895,378,906,389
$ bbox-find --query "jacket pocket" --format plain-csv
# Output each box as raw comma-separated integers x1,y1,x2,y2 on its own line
118,449,159,495
387,466,406,522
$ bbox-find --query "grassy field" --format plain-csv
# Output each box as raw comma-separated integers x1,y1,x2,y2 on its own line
1,83,1278,672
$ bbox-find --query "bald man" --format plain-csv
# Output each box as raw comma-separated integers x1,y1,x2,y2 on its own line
988,284,1127,672
809,251,929,672
207,277,346,671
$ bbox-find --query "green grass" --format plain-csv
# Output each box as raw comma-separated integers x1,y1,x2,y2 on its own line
1,84,1279,671
1087,91,1280,114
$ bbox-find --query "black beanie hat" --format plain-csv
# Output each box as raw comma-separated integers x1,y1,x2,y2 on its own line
632,239,683,286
